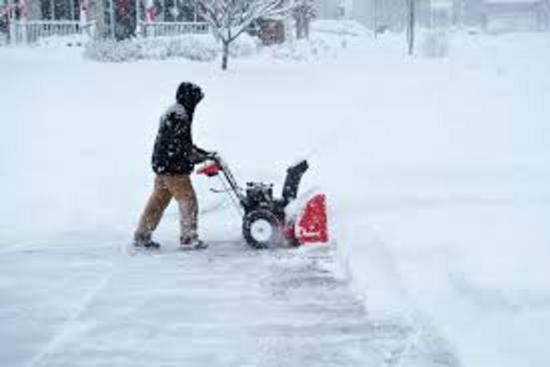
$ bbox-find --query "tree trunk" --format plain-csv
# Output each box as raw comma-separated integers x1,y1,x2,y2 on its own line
296,17,303,39
221,40,229,71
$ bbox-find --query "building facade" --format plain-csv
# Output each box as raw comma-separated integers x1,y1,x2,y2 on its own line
482,0,549,31
1,0,203,39
353,0,401,31
350,0,549,31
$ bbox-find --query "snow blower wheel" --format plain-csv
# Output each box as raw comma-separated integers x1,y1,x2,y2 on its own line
242,209,282,249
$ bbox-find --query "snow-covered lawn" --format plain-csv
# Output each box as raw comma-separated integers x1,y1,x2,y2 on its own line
0,29,549,367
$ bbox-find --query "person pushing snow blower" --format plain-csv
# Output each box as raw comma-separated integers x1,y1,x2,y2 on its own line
133,82,213,250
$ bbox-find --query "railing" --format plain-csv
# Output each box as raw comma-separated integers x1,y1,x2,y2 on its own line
9,20,96,44
139,21,210,37
6,20,208,44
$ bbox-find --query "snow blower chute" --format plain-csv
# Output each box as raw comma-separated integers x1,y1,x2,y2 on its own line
196,155,328,249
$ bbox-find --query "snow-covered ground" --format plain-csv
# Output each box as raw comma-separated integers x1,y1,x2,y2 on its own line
1,28,549,367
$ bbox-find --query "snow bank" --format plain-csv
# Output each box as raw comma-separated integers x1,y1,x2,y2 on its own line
264,37,341,61
326,32,550,367
311,19,372,37
263,20,370,62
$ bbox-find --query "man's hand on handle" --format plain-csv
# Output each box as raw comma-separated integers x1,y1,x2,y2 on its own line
191,146,217,164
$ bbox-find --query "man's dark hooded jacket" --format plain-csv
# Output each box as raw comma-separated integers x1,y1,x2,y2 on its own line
152,83,207,175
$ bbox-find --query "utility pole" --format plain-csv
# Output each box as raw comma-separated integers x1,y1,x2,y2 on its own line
407,0,415,55
109,0,115,38
373,0,378,38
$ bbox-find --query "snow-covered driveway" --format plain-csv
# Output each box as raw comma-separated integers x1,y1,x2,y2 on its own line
0,239,455,367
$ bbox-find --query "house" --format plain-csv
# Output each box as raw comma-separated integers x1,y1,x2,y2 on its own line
314,0,354,19
2,0,81,22
458,0,549,30
351,0,436,32
85,0,203,39
349,0,549,32
1,0,90,43
482,0,550,31
1,0,208,42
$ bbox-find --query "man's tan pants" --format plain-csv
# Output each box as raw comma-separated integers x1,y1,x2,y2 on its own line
134,174,198,244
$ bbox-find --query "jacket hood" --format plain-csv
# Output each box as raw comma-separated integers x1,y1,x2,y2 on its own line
176,82,204,115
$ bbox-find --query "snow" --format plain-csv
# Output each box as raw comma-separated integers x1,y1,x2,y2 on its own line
327,33,550,367
485,0,542,4
1,26,549,367
311,20,372,37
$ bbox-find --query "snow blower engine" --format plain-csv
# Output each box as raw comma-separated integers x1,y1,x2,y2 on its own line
196,155,328,249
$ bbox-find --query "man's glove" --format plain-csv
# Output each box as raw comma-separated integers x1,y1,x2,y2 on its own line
190,146,216,164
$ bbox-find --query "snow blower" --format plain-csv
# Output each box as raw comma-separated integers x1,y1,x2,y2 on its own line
196,155,329,249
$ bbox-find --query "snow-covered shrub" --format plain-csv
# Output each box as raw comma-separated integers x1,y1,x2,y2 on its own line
143,36,219,61
84,39,141,62
228,33,258,58
421,30,450,58
311,19,370,37
266,36,338,62
84,34,257,63
164,36,219,61
85,35,223,63
264,19,369,62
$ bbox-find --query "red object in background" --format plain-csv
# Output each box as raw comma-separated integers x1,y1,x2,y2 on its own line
80,0,89,11
145,7,156,22
259,20,286,45
196,162,223,177
18,0,27,18
118,0,130,18
294,193,329,245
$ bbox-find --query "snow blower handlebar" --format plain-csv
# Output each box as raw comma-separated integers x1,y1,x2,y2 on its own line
197,154,309,210
196,153,247,208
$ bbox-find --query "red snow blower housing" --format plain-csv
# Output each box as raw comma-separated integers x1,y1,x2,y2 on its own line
196,155,328,249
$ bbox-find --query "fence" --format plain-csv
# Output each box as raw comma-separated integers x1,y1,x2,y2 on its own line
9,20,96,44
139,21,210,37
5,20,209,44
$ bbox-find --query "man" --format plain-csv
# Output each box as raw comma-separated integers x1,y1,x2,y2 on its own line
133,82,211,249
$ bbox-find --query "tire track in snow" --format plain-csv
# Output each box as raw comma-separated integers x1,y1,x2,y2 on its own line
24,268,116,367
24,241,133,367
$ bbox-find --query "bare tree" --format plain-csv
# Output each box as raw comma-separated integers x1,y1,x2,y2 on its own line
193,0,287,70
